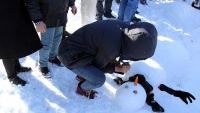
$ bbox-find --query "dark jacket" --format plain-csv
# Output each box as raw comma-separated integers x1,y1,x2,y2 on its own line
0,0,42,59
25,0,75,28
58,20,157,73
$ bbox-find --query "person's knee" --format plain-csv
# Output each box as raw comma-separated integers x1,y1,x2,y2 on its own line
95,75,106,87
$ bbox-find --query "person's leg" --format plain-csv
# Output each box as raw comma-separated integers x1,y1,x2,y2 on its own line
123,0,140,23
2,59,26,86
81,0,98,26
104,0,112,14
72,64,106,90
96,0,104,20
49,26,63,60
2,59,17,79
117,0,127,21
39,28,55,67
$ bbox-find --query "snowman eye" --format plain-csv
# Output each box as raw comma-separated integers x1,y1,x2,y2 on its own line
133,90,138,94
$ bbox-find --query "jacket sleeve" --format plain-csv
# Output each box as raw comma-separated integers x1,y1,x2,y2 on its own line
24,0,42,22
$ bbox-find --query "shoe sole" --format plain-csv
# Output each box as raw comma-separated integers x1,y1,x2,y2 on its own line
42,73,52,78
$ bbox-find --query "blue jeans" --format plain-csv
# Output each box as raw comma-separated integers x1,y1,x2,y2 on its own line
117,0,139,23
71,64,106,90
39,26,63,67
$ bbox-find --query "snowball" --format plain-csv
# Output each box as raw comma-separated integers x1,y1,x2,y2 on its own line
115,82,146,111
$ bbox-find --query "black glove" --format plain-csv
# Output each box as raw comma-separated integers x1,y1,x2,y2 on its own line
173,90,196,104
114,77,125,85
140,0,147,5
159,84,196,104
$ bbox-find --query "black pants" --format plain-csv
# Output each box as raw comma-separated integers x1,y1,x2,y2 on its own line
96,0,113,18
2,59,20,79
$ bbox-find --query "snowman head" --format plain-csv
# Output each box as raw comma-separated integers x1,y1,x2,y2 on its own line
115,82,147,111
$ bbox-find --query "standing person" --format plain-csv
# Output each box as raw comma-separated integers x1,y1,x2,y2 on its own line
58,20,158,99
117,0,141,24
96,0,116,21
81,0,98,26
0,0,42,86
62,1,77,40
25,0,77,78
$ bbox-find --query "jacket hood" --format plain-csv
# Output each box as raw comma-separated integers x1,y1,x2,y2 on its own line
120,22,157,61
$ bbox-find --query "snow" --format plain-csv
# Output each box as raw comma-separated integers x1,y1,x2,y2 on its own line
0,0,200,113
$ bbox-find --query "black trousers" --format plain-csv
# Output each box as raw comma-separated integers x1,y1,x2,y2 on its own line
96,0,113,18
2,59,20,79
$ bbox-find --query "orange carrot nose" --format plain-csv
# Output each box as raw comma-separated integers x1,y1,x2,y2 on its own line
134,76,138,86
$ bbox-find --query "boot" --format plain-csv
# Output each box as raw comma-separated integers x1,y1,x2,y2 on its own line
38,67,52,78
76,75,86,82
76,82,99,99
16,66,31,73
49,57,62,66
9,76,27,86
146,93,165,112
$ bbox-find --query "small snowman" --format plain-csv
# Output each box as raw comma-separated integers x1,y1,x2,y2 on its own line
115,76,146,111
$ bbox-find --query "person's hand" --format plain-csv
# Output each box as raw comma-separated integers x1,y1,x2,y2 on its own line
115,64,131,73
115,0,121,4
173,90,196,104
71,6,77,15
35,22,46,33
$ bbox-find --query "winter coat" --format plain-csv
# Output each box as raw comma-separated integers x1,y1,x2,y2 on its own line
0,0,42,59
58,20,157,73
25,0,75,28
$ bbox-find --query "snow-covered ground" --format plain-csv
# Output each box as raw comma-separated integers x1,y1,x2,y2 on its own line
0,0,200,113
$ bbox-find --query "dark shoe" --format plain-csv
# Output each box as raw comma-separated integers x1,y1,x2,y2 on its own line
76,82,99,99
49,57,62,66
146,93,165,112
38,67,52,78
16,66,31,73
104,13,116,18
135,10,139,14
131,17,141,23
9,76,27,86
76,75,86,82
